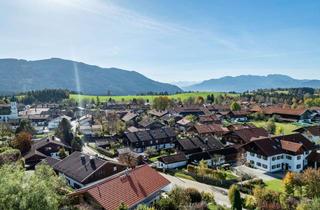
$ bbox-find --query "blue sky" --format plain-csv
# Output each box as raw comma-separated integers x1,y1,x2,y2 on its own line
0,0,319,82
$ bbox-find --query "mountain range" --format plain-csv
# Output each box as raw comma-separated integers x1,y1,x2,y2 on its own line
185,74,320,92
0,58,181,95
1,58,319,95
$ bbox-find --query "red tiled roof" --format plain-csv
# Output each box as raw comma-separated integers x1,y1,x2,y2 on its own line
263,107,307,116
280,140,302,153
194,124,228,134
72,165,170,210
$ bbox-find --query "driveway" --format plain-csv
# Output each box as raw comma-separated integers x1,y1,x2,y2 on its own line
234,165,285,181
160,173,231,207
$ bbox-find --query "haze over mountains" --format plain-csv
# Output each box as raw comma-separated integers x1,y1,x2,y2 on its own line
0,58,181,95
184,74,320,92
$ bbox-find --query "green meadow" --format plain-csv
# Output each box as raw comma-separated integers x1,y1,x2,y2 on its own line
70,92,239,102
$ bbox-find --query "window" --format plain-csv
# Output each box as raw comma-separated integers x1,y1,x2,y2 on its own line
272,165,276,169
272,157,276,161
150,141,153,144
256,162,261,166
297,164,301,169
297,156,301,160
257,154,261,159
286,155,292,160
262,164,268,169
262,156,267,160
250,160,254,165
250,152,255,157
277,164,281,168
277,156,281,160
113,166,117,171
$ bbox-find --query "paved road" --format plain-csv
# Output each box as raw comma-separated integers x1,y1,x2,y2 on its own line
160,173,231,207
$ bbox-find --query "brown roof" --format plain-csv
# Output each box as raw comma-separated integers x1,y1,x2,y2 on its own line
54,152,125,184
263,107,307,116
71,165,170,210
244,133,315,156
199,115,221,123
227,124,255,131
294,125,320,136
194,124,228,134
148,110,168,117
158,153,187,164
232,127,269,142
121,112,138,122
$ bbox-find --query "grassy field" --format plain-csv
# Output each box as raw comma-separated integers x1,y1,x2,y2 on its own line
251,121,300,135
70,92,239,102
265,179,284,192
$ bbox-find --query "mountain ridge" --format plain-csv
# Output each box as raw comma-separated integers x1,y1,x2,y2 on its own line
0,58,182,95
185,74,320,92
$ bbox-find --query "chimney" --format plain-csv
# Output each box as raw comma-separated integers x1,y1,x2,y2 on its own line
80,154,86,164
89,156,96,168
89,155,95,164
125,168,130,177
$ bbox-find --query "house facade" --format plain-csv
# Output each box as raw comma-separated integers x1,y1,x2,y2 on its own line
0,102,18,122
157,153,188,169
124,127,176,152
244,133,315,172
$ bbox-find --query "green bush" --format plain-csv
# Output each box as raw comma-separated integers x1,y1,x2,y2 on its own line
185,188,202,203
96,146,116,158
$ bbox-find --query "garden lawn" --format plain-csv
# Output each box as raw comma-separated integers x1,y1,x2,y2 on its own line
251,121,300,135
174,171,195,181
265,179,284,192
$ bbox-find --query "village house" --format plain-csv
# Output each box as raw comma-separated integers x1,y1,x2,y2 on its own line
204,104,230,113
262,107,313,123
24,136,71,169
137,117,165,129
225,110,250,122
53,152,126,189
176,136,224,156
173,105,210,117
157,153,188,169
294,125,320,143
70,165,171,210
121,111,138,124
223,127,269,145
148,109,168,118
226,123,255,131
48,115,72,130
117,147,144,166
0,102,18,122
198,114,222,124
193,124,229,138
243,133,315,172
176,117,193,131
124,127,176,152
